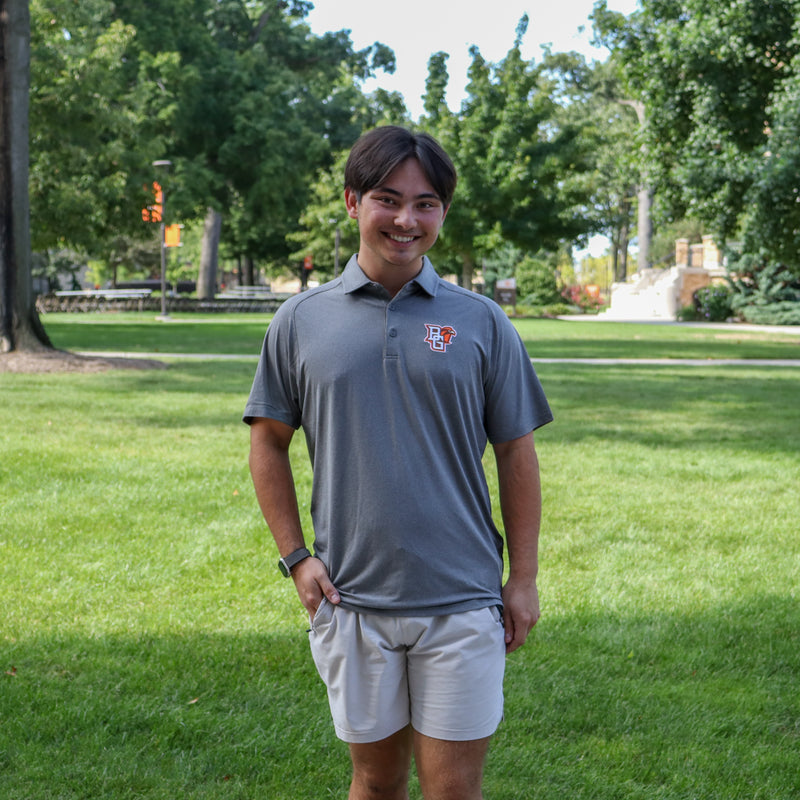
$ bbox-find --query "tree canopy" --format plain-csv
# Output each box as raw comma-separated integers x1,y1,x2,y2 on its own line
594,0,800,275
29,0,396,268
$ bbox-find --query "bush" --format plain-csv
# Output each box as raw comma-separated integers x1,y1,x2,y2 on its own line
561,285,606,314
676,304,701,322
694,285,733,321
740,302,800,325
515,256,562,305
508,301,573,318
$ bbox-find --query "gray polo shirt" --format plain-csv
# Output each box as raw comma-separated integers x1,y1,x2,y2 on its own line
244,255,552,616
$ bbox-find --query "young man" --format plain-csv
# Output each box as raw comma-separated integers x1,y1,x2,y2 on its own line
244,126,552,800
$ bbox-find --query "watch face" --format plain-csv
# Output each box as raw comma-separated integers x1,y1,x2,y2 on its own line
278,558,291,577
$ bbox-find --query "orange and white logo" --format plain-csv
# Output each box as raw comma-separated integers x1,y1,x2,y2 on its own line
424,324,457,352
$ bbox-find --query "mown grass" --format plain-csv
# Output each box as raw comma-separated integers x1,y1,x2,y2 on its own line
2,319,799,798
39,311,800,360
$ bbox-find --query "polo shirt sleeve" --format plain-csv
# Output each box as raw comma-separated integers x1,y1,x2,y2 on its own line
483,308,553,444
242,305,302,428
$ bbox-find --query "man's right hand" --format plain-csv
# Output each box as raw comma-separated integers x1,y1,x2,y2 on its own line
292,556,341,616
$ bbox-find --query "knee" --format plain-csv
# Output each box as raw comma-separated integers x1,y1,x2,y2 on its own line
350,767,409,799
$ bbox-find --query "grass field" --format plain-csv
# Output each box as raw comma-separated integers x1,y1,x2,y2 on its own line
2,315,799,798
40,311,800,360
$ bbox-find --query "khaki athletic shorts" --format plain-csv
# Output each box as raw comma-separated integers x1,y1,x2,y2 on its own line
308,601,506,744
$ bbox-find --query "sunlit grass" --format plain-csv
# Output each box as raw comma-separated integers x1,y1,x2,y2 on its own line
40,311,800,359
2,325,799,798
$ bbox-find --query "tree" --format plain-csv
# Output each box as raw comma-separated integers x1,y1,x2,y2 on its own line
283,88,410,282
29,0,174,256
740,57,800,276
1,0,51,352
112,0,396,286
26,0,396,293
422,17,596,289
595,0,800,260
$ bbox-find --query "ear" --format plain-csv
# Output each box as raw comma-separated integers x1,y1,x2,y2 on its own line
344,187,360,220
440,203,450,226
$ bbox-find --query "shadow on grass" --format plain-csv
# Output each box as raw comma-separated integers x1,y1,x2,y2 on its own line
1,631,347,800
494,593,800,799
536,365,800,455
3,596,797,799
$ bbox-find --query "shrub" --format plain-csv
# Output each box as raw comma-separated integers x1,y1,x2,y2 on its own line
561,285,606,313
516,257,562,305
676,304,701,321
694,285,733,322
740,302,800,325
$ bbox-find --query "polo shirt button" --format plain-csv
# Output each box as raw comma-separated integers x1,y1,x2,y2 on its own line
389,328,398,337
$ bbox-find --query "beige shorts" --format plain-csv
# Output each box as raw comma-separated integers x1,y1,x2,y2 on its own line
308,601,506,743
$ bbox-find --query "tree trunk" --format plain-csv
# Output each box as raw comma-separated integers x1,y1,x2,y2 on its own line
243,255,255,286
197,206,222,299
460,253,475,292
610,229,620,284
620,99,653,274
637,185,652,272
0,0,51,352
617,203,631,283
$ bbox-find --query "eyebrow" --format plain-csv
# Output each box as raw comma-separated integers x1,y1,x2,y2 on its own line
374,185,442,202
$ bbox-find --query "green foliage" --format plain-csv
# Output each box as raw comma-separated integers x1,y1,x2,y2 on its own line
741,62,800,275
421,20,598,280
516,255,563,305
28,0,397,276
595,0,800,274
576,253,612,289
727,253,800,308
724,252,800,324
676,303,701,322
29,0,173,254
693,284,734,322
740,302,800,325
649,218,706,266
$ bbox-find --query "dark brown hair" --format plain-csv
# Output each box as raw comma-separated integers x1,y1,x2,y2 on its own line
344,126,457,207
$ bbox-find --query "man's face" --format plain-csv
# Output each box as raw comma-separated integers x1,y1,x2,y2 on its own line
345,157,448,290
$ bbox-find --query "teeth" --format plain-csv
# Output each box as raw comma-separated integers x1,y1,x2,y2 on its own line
388,234,415,243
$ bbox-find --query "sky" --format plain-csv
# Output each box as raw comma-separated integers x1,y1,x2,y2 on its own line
306,0,639,120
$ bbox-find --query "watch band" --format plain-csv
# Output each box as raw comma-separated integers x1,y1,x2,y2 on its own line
278,546,312,577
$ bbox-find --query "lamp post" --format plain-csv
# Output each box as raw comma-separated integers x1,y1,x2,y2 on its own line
152,160,172,320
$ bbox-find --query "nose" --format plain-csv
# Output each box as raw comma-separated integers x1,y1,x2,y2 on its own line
394,203,415,229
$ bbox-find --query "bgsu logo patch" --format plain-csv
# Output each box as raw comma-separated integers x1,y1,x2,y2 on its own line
424,324,457,352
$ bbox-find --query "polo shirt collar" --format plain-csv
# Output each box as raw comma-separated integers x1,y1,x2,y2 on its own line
342,255,440,297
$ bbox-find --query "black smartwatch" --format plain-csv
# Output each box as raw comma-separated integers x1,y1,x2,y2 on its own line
278,547,312,577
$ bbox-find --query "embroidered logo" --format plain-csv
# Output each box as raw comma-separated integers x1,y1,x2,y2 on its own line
424,324,457,352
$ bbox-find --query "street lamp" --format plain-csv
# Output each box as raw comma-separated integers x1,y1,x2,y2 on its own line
152,160,172,320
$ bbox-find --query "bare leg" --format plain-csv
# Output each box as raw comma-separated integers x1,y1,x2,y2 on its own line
413,731,491,800
348,725,414,800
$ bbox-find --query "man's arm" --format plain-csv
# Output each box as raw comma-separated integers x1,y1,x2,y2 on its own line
492,432,542,653
249,417,339,615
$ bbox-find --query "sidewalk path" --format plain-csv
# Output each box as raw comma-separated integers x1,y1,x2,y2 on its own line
562,317,800,335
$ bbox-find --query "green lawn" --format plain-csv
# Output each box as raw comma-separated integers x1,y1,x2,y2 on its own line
40,311,800,360
1,317,798,798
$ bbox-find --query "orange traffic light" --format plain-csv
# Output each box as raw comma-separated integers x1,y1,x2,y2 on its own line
142,182,163,222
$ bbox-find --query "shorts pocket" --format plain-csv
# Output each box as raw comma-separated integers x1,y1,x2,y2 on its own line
488,605,505,628
309,597,334,632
